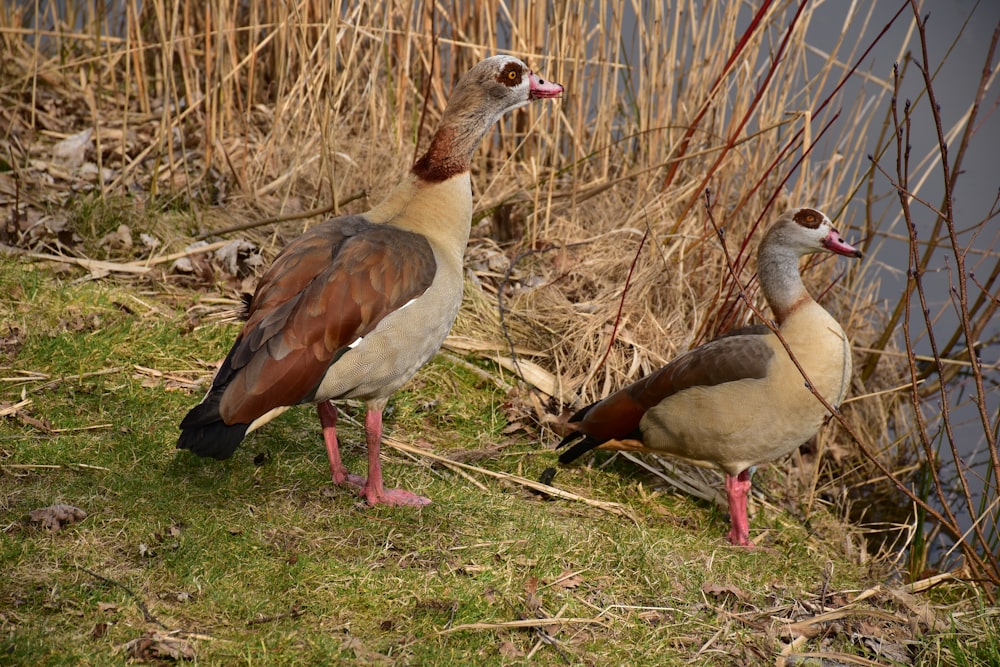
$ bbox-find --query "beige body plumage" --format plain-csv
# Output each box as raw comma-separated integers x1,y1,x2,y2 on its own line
640,297,853,476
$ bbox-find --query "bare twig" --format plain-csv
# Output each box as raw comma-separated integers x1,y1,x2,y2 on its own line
247,605,305,626
76,566,167,629
193,191,367,241
381,435,636,521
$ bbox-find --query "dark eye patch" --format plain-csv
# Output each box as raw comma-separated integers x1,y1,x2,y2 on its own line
498,62,524,87
794,208,822,229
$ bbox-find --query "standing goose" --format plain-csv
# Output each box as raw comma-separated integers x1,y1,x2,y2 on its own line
557,208,861,546
179,55,563,506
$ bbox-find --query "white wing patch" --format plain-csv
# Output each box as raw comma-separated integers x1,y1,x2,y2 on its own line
344,298,419,353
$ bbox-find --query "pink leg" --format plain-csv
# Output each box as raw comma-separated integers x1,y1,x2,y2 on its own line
358,405,431,507
317,401,364,487
725,470,753,547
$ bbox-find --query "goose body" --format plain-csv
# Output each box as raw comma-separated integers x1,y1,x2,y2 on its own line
179,55,562,506
557,208,861,545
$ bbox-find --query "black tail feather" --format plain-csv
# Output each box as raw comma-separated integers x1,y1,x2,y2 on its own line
556,400,643,464
555,402,603,464
177,392,249,460
556,432,604,464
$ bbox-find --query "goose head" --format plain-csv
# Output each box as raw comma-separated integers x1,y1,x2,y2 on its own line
764,207,863,260
413,56,562,183
757,207,862,321
442,55,563,127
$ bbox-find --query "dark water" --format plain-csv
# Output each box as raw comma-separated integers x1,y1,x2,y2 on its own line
615,1,1000,563
818,2,999,563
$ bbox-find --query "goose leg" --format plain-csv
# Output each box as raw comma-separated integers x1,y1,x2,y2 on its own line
318,401,364,487
359,403,431,507
725,469,753,547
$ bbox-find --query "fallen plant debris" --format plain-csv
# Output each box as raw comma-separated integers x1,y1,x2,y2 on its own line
76,566,167,629
0,398,53,433
381,434,635,520
27,504,86,532
701,581,749,604
247,604,305,626
341,636,392,664
118,632,195,662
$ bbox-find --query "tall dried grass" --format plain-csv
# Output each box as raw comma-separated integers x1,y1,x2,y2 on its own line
1,0,996,594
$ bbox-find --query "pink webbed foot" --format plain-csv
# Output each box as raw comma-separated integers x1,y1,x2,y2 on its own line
356,404,432,508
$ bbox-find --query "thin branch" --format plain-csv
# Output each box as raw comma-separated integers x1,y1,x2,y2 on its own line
193,190,367,241
76,566,167,629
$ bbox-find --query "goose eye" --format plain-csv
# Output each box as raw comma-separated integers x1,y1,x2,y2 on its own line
498,64,523,86
794,208,822,229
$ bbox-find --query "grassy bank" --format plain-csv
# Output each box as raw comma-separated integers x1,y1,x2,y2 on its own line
2,251,990,665
1,0,998,663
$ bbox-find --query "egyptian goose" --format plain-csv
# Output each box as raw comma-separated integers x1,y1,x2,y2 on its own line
556,208,861,546
179,56,563,506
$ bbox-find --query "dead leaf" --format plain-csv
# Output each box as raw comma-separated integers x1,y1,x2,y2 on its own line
28,504,87,532
549,570,584,590
119,632,195,661
498,639,524,658
213,239,262,277
524,577,541,612
637,610,668,625
98,224,133,253
887,586,945,632
140,233,161,251
0,325,25,358
701,581,748,602
97,602,118,613
502,421,526,434
409,438,434,450
52,128,93,167
341,636,390,663
852,632,911,664
19,412,53,433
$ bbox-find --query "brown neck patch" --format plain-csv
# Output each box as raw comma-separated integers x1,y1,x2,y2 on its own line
412,127,470,183
774,292,812,325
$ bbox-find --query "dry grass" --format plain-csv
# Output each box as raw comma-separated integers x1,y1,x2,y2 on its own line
1,0,997,640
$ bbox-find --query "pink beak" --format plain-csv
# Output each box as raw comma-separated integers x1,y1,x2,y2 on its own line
528,72,564,99
822,229,863,258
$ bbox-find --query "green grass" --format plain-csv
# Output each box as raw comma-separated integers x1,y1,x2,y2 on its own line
0,255,981,665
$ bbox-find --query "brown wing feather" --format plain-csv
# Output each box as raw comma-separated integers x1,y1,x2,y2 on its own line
627,332,774,409
215,216,436,424
566,331,775,447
